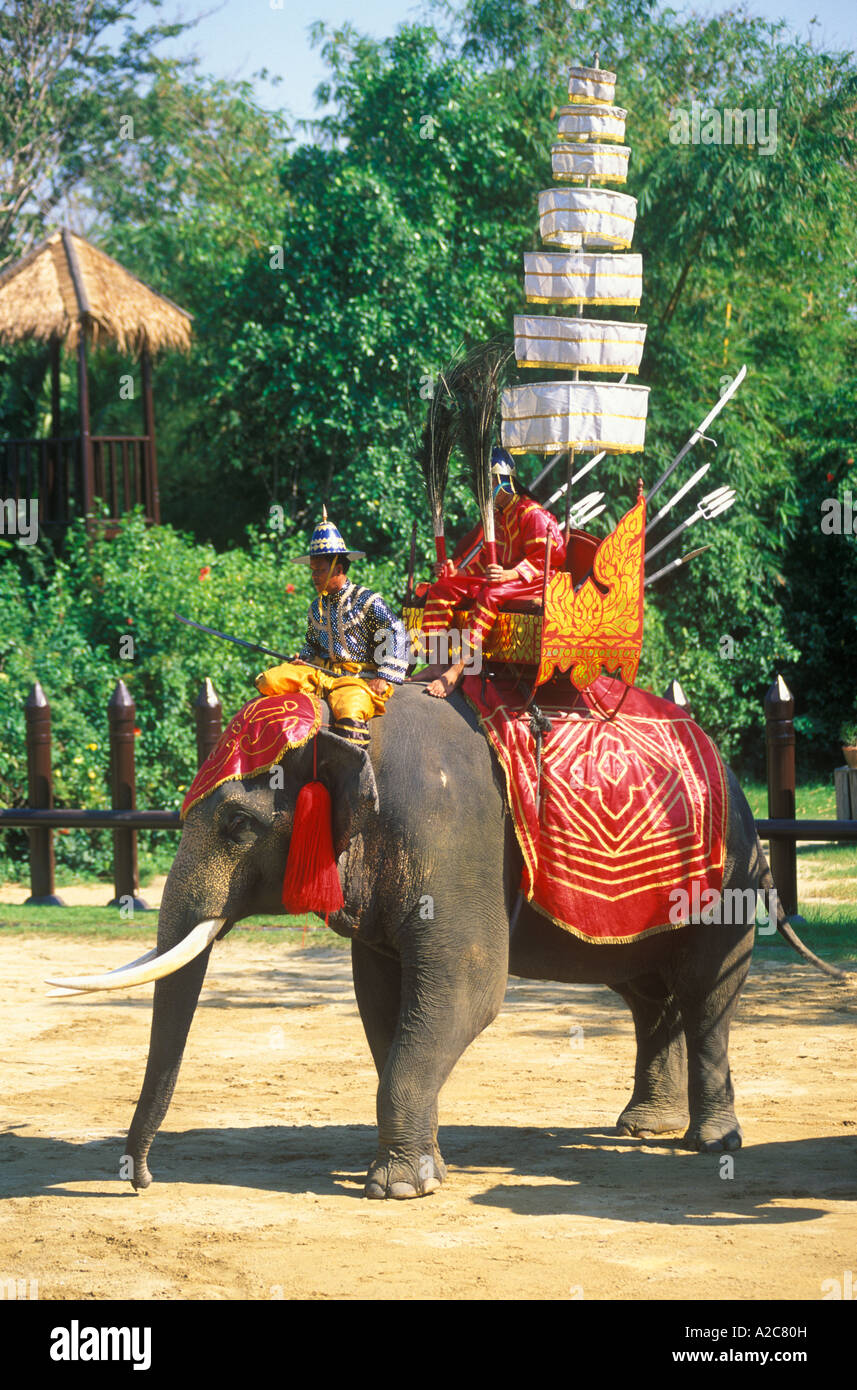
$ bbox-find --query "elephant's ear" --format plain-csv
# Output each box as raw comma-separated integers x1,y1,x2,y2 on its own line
314,730,380,855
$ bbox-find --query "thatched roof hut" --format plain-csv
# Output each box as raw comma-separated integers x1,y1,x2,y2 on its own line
0,229,193,530
0,228,192,355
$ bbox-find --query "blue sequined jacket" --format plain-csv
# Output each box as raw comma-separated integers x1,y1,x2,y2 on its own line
299,581,409,684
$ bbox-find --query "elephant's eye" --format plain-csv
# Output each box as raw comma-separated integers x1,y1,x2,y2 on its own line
222,811,260,845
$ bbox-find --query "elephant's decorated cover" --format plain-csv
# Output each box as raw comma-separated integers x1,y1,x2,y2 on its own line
181,694,322,818
463,674,728,943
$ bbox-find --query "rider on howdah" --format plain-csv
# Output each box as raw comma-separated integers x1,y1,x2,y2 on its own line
422,448,566,697
255,509,409,746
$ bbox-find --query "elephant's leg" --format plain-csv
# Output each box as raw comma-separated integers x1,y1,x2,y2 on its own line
365,930,507,1201
352,941,442,1156
352,938,446,1188
612,978,689,1137
672,925,753,1152
123,950,212,1189
351,936,401,1073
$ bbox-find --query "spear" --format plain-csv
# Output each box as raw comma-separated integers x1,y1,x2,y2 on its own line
644,544,711,588
405,518,418,602
645,488,736,565
567,491,606,527
174,613,333,676
546,452,605,508
646,364,747,504
645,461,711,535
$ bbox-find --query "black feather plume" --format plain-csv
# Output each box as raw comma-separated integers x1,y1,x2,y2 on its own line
448,336,515,545
415,358,460,540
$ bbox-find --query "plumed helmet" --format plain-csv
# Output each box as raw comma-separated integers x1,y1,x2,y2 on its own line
293,506,366,564
490,445,517,493
490,445,517,479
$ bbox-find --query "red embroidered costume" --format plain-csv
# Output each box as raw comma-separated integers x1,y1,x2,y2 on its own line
422,494,567,645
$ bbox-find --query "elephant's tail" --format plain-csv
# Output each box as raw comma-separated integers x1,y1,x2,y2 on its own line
755,836,849,981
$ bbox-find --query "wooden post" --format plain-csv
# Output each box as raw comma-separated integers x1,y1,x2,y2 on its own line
64,231,94,526
48,336,61,526
834,766,857,820
77,329,94,524
141,347,161,524
194,679,222,768
24,683,65,906
764,674,798,917
107,680,148,910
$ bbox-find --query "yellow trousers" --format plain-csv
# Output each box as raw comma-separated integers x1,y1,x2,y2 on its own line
254,661,392,722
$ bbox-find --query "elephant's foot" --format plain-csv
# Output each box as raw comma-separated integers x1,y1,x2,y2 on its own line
682,1116,743,1152
616,1098,689,1138
364,1145,447,1199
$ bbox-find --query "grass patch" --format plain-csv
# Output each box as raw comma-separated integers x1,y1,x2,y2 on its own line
0,902,345,948
741,779,838,820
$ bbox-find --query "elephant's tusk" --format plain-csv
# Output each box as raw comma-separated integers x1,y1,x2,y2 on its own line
45,947,160,997
45,919,224,995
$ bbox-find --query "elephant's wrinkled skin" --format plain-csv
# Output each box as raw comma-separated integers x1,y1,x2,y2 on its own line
125,683,777,1198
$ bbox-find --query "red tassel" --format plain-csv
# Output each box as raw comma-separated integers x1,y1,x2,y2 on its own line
281,780,345,916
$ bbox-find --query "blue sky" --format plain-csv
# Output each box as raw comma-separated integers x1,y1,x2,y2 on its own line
155,0,857,121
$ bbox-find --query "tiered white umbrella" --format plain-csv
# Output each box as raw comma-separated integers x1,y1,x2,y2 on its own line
501,59,649,533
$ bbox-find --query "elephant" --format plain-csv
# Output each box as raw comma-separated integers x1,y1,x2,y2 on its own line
49,682,838,1199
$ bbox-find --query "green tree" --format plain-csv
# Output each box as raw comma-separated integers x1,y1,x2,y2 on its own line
0,0,196,267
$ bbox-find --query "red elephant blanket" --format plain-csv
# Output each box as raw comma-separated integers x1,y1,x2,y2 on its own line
181,694,322,819
462,674,728,943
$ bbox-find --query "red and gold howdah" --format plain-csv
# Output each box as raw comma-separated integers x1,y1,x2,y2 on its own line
405,493,645,687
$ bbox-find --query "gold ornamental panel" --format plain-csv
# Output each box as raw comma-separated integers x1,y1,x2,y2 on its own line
403,606,543,665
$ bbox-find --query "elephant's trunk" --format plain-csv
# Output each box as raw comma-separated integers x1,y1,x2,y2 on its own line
120,847,233,1188
123,947,214,1189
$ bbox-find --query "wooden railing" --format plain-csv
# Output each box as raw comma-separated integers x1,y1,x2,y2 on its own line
91,435,153,525
0,433,157,529
1,436,81,526
0,679,222,908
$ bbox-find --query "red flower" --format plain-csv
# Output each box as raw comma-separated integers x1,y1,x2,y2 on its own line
126,616,133,625
199,566,211,580
134,727,142,736
827,472,834,481
285,583,296,594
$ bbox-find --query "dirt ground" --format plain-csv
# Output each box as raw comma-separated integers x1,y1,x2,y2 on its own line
2,934,855,1301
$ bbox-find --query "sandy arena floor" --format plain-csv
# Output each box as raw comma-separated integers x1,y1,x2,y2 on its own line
2,934,855,1300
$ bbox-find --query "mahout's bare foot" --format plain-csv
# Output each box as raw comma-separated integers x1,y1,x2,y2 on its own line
425,662,465,698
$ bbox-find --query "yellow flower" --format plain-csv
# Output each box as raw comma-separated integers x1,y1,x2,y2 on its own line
86,742,99,750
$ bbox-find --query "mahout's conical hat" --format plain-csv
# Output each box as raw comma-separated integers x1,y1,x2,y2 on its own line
293,506,366,564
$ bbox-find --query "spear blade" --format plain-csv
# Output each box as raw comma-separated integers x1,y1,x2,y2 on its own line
646,364,747,504
645,489,736,564
175,612,291,663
